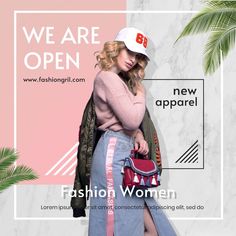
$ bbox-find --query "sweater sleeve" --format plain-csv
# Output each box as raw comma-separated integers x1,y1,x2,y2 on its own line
99,71,146,130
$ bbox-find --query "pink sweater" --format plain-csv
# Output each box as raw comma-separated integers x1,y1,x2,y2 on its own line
93,70,146,131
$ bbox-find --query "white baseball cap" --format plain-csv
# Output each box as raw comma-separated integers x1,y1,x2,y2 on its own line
114,27,150,59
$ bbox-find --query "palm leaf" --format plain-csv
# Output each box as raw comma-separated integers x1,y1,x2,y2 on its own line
0,148,17,172
204,25,236,74
207,1,236,9
175,0,236,75
0,165,38,192
175,7,236,42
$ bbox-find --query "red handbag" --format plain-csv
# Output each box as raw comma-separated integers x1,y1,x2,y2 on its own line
121,149,161,189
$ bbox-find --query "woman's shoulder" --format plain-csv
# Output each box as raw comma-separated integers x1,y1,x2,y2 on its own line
94,70,129,94
96,70,120,80
95,70,125,85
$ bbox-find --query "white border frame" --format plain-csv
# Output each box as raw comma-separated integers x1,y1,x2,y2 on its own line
14,10,223,221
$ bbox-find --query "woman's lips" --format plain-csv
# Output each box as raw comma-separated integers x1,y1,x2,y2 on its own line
126,62,133,69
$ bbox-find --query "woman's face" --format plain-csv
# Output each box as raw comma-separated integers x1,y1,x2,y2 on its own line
115,48,138,73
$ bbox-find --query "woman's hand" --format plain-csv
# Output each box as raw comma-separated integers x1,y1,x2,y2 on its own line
134,130,149,155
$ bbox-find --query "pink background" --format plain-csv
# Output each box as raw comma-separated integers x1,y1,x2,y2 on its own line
0,0,126,184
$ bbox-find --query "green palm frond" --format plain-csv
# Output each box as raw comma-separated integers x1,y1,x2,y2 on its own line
207,0,236,9
175,0,236,75
175,7,236,42
204,25,236,74
0,165,38,192
0,147,39,193
0,148,17,172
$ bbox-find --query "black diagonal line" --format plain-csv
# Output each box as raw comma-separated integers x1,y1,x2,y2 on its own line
175,140,198,163
192,157,198,163
186,152,198,163
187,152,198,163
180,147,198,163
184,149,198,163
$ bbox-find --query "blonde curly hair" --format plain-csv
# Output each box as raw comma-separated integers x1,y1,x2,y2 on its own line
95,41,149,95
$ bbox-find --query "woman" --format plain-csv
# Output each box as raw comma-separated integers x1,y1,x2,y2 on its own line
88,27,176,236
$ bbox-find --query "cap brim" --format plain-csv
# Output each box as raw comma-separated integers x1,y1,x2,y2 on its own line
123,41,150,60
